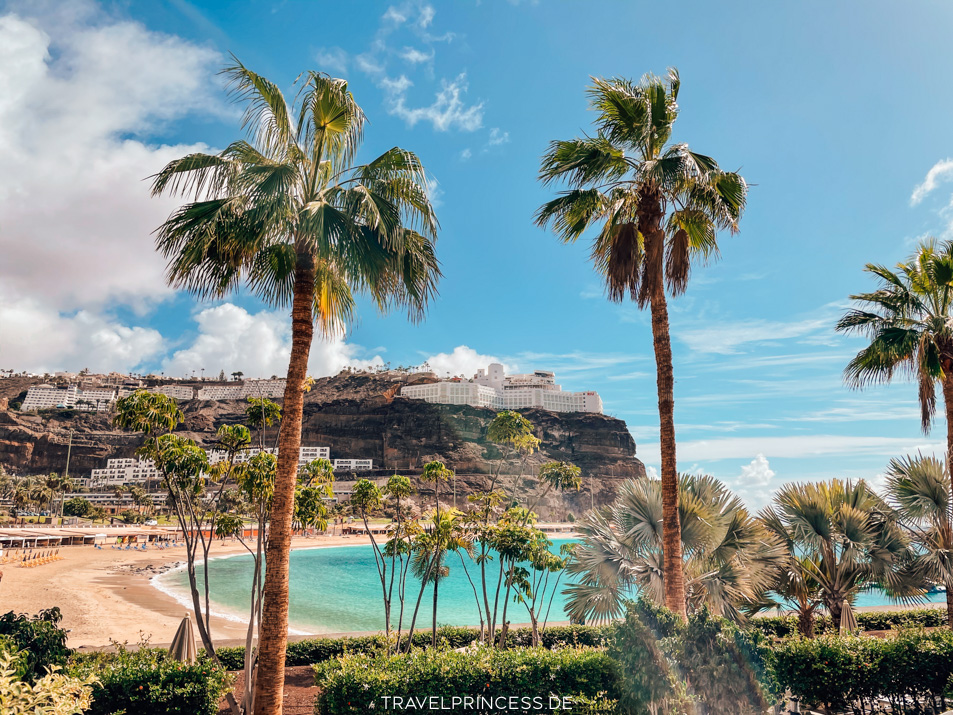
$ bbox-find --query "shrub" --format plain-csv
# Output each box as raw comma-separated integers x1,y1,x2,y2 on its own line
0,609,71,683
71,645,231,715
0,651,96,715
609,604,681,714
119,510,144,524
214,625,615,670
674,608,775,714
62,498,92,518
769,628,953,714
751,607,948,638
314,646,620,715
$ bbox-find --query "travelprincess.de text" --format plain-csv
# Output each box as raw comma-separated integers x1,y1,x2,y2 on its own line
378,695,573,711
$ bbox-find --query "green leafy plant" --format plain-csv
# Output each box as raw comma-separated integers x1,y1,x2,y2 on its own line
0,609,71,683
0,651,96,715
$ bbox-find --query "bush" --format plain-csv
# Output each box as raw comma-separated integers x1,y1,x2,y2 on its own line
0,650,96,715
119,510,144,524
314,646,620,715
71,645,231,715
0,609,71,683
609,604,681,714
675,608,775,714
769,628,953,713
751,607,949,638
62,498,92,518
214,624,615,670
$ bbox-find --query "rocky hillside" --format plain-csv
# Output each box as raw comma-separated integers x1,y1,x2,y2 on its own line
0,373,646,519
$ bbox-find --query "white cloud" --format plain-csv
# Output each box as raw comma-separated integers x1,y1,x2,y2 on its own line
487,127,509,146
639,434,944,465
911,158,953,205
425,176,443,209
0,5,222,312
676,310,841,355
161,304,384,378
738,454,775,487
460,148,472,160
0,289,164,374
645,465,658,479
382,6,408,25
400,46,433,64
315,46,348,75
423,345,510,378
383,72,483,131
416,4,435,28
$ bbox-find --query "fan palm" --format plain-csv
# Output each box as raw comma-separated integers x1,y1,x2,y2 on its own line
536,70,747,617
150,58,440,713
884,453,953,626
760,479,923,630
564,474,784,624
837,239,953,624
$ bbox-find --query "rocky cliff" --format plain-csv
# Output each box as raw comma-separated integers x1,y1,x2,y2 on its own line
0,373,645,519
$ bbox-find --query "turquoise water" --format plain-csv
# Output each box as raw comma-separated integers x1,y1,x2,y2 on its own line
159,540,577,634
158,541,950,634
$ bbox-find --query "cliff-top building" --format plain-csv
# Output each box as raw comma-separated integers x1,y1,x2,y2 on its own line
400,363,603,414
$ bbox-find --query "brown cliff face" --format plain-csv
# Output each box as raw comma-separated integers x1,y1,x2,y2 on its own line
0,373,645,519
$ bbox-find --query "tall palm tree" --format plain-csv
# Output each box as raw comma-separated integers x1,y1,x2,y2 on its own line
760,479,923,630
884,453,953,626
535,70,747,617
565,474,784,624
837,239,953,622
150,60,440,713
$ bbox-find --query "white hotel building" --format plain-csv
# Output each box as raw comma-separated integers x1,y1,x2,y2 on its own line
400,363,603,414
21,384,117,412
80,446,335,488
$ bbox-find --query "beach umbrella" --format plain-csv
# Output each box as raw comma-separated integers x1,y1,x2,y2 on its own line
169,613,197,664
839,599,858,635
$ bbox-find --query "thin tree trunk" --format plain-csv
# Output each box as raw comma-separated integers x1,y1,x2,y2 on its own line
941,374,953,629
431,576,439,648
253,255,315,715
650,284,686,619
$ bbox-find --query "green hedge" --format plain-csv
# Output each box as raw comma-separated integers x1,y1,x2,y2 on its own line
214,625,614,670
70,646,231,715
752,607,949,638
313,646,620,715
768,629,953,713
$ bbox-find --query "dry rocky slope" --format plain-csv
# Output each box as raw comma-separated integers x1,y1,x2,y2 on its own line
0,373,645,519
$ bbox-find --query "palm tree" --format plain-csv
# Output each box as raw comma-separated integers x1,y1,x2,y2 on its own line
535,71,747,618
565,474,784,624
837,239,953,622
760,479,923,630
150,59,440,713
884,453,953,627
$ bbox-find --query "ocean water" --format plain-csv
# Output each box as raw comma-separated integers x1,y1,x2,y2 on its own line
156,539,577,634
155,540,950,634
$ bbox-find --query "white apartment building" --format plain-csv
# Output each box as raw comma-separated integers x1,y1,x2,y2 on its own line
84,446,331,488
333,458,374,472
152,385,195,400
400,363,603,414
87,458,161,487
196,379,286,401
21,384,117,412
206,445,330,466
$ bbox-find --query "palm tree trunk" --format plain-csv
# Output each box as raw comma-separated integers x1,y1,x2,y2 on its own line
431,576,439,648
941,374,953,629
650,288,686,619
253,255,315,715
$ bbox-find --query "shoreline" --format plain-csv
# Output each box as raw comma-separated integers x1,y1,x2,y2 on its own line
0,533,378,648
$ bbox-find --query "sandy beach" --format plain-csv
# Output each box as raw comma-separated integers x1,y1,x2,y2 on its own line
0,534,375,649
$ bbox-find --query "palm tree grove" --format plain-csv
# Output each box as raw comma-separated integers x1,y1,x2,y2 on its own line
2,3,953,715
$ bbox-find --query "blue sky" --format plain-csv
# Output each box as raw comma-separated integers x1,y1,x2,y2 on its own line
2,0,953,506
